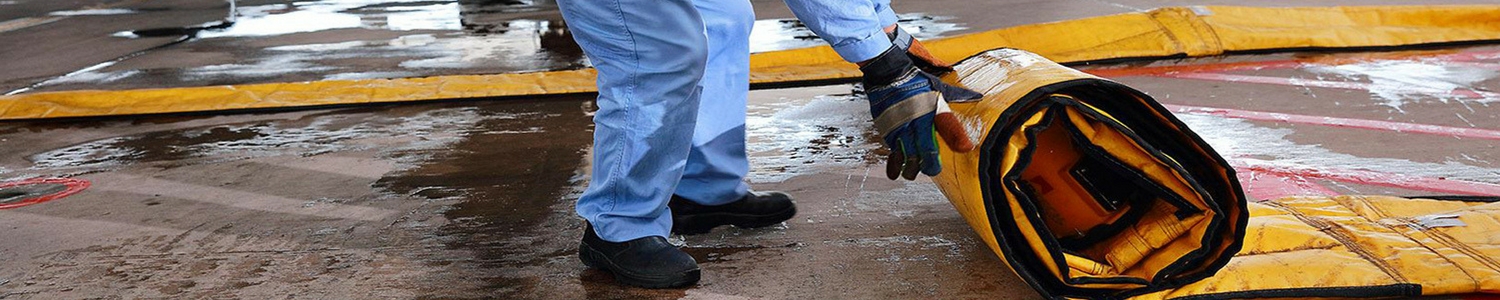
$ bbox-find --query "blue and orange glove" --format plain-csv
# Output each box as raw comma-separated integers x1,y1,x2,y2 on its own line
861,42,983,180
887,26,954,75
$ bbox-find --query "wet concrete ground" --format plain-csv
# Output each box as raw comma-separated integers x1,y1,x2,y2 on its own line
8,0,1500,94
4,0,1500,299
3,45,1500,298
1,0,973,94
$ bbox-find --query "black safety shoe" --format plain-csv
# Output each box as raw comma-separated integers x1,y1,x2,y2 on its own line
578,223,701,288
669,191,797,235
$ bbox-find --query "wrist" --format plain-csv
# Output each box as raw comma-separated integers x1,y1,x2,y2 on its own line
856,24,902,67
858,46,916,89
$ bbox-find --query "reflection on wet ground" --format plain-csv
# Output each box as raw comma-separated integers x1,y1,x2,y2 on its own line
20,105,497,173
46,9,139,16
17,0,964,93
2,98,604,297
0,83,895,297
745,86,880,183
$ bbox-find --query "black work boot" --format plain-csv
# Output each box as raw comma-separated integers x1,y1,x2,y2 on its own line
578,223,701,288
669,191,797,235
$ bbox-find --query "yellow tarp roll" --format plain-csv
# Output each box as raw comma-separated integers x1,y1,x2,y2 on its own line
940,49,1500,299
933,48,1248,299
1130,195,1500,299
6,5,1500,119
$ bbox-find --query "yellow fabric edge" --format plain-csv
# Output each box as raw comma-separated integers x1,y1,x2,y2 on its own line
4,5,1500,120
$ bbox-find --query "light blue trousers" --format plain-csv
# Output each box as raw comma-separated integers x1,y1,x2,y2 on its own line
562,0,898,242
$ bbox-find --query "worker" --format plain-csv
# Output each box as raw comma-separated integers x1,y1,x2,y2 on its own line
559,0,981,288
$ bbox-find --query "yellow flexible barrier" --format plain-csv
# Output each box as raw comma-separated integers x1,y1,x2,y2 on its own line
934,48,1247,299
4,5,1500,119
1131,195,1500,299
940,48,1500,299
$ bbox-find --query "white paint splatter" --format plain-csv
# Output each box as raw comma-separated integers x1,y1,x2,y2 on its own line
1175,113,1500,184
1307,60,1499,112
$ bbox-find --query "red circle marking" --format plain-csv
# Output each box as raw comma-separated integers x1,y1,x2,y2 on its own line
0,178,90,209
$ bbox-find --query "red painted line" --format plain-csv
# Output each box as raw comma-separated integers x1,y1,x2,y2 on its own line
1164,104,1500,141
0,177,90,209
1236,163,1500,196
1429,50,1500,63
1235,169,1338,200
1163,72,1500,99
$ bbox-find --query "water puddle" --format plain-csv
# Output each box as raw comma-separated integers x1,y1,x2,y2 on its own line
827,235,963,268
8,98,606,297
366,98,602,297
23,0,965,93
392,19,582,70
680,243,801,263
745,90,881,183
198,0,461,38
27,106,497,171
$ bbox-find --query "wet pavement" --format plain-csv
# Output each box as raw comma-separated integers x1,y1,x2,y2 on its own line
1,0,967,94
4,0,1500,299
3,44,1500,298
0,86,1028,298
11,0,1500,94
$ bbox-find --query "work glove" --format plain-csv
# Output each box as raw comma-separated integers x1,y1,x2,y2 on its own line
887,26,954,75
861,44,983,180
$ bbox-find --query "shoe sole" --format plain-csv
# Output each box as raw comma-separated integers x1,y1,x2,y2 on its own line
672,205,797,235
578,242,701,289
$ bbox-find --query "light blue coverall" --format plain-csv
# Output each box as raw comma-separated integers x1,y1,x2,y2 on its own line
560,0,901,242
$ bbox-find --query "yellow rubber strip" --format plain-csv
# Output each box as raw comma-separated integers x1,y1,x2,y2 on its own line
4,5,1500,120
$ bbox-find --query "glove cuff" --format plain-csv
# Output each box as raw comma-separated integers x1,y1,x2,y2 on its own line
887,26,915,52
859,46,916,91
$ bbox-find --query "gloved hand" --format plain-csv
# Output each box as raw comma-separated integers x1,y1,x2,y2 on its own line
887,26,953,75
861,45,983,180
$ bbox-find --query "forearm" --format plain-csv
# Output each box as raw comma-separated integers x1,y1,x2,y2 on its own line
781,0,900,63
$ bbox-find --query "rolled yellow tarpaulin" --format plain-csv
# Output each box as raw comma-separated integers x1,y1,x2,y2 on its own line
937,49,1500,299
932,48,1248,299
1132,195,1500,299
